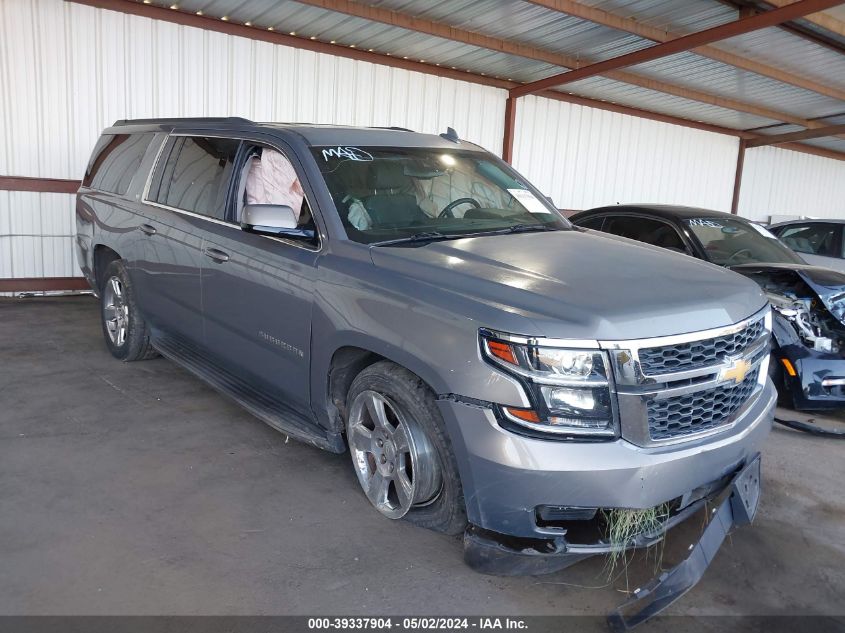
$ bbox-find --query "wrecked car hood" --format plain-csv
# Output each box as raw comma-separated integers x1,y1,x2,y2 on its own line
730,263,845,324
370,229,768,341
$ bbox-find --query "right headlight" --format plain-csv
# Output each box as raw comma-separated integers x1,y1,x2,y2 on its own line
480,330,617,438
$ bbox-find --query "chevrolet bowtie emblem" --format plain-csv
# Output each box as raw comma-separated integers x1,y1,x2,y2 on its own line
720,358,751,385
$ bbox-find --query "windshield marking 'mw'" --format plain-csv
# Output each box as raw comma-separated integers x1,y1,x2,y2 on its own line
321,146,374,162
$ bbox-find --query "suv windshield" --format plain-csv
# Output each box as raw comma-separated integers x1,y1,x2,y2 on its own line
312,146,568,244
685,218,804,266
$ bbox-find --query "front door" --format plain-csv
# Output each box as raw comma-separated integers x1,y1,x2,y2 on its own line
199,141,320,415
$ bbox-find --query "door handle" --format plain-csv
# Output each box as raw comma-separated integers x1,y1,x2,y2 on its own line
139,223,157,235
203,247,230,263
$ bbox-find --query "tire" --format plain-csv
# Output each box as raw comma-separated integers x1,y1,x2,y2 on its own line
99,259,158,362
345,361,466,536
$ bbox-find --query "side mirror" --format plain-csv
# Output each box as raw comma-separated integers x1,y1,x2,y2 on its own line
241,204,315,240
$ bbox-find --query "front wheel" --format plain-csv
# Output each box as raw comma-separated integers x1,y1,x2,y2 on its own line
345,361,466,535
100,259,158,361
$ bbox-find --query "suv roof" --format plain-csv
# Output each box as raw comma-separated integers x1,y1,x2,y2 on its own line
106,117,475,151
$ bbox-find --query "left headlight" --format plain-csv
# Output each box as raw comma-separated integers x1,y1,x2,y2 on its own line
480,330,618,438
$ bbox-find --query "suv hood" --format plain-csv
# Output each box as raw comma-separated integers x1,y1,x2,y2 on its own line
370,230,767,341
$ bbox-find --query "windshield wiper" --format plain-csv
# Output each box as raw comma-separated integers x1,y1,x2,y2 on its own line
502,223,559,234
463,224,560,238
371,224,560,247
371,231,456,247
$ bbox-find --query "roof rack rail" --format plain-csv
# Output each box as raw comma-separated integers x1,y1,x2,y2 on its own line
112,116,254,126
373,126,415,132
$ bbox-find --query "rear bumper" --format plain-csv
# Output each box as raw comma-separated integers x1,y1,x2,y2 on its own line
779,344,845,410
437,380,775,539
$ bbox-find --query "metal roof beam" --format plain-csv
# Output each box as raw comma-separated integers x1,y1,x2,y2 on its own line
765,0,845,37
524,0,845,102
716,0,845,55
63,0,845,163
746,123,845,146
510,0,844,98
290,0,835,131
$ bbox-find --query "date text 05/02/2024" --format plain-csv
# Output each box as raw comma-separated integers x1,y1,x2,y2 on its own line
307,618,528,630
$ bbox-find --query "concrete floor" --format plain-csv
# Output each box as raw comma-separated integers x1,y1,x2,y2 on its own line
1,296,843,619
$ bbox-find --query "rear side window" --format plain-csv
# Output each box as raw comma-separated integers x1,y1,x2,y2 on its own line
82,133,155,194
150,136,240,221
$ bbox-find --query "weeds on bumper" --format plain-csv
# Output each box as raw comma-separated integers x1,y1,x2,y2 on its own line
603,503,671,579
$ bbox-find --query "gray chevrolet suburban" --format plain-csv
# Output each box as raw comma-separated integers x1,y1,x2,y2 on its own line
76,118,775,619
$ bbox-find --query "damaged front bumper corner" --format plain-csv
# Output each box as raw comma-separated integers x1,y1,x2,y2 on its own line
464,455,762,631
778,344,845,410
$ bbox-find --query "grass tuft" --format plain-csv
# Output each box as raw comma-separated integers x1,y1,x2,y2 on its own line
602,503,671,581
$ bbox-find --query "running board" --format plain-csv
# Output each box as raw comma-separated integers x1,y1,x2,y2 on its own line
152,331,345,453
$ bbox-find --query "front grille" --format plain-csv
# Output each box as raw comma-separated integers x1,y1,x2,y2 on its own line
638,318,765,376
646,368,760,441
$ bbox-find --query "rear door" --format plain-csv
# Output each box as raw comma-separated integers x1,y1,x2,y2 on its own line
199,139,321,415
775,222,845,272
133,134,240,343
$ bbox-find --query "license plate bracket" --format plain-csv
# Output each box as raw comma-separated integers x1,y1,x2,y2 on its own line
731,454,761,525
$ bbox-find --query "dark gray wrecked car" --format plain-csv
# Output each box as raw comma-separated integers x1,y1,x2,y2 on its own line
571,205,845,412
76,119,775,625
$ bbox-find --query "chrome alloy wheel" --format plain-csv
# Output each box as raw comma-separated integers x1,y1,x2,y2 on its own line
346,390,442,519
103,276,129,347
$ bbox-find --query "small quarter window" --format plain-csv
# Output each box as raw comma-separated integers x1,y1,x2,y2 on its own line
82,133,155,194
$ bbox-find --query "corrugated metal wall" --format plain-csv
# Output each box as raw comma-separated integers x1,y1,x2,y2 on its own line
0,0,506,280
738,146,845,221
2,0,845,284
511,95,741,212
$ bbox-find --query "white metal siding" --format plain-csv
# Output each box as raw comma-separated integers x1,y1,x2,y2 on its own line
738,146,845,221
511,95,741,211
0,191,77,279
3,0,845,284
0,0,505,280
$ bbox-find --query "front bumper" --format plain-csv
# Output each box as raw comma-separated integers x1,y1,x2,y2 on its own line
778,344,845,410
462,454,762,630
436,379,775,539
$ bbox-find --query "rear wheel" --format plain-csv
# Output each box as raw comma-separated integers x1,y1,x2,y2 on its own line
100,260,157,361
345,361,466,535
